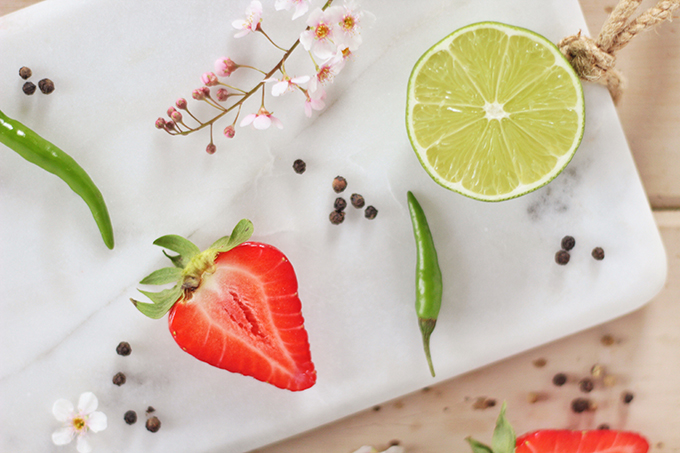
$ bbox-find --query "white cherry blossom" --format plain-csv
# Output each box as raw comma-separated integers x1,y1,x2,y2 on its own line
51,392,107,453
274,0,310,20
233,1,263,38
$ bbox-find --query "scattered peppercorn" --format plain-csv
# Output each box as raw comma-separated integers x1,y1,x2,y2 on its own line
350,193,365,208
622,391,634,404
329,210,345,225
579,378,594,393
600,334,615,346
555,250,570,265
146,406,156,414
592,247,605,260
571,397,592,413
292,159,306,174
146,416,161,433
112,372,127,386
38,78,55,95
597,423,611,430
364,205,378,220
332,176,347,193
116,341,132,356
124,410,137,425
552,372,568,386
561,235,576,251
532,358,547,368
334,197,347,211
19,66,32,80
22,81,37,95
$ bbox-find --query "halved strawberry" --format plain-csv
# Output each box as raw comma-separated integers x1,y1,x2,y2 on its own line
131,219,316,391
516,430,649,453
467,403,649,453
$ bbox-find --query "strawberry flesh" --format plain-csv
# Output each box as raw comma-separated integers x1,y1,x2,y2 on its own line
516,430,649,453
168,241,316,391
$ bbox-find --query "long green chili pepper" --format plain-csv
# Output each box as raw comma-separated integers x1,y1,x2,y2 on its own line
407,191,443,377
0,109,114,249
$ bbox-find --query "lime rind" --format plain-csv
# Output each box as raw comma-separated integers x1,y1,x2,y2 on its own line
405,21,585,202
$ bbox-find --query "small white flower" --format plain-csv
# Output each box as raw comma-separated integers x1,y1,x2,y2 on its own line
299,8,337,59
240,107,283,130
308,54,346,94
274,0,310,20
327,1,375,51
52,392,107,453
264,75,310,96
304,87,326,117
233,0,263,38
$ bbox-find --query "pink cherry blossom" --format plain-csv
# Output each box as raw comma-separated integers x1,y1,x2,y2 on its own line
274,0,310,20
264,75,310,96
326,1,375,51
308,54,345,93
299,8,337,59
304,87,326,117
215,57,238,77
240,107,283,130
233,1,263,38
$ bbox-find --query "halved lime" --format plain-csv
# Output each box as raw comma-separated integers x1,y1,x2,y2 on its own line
405,22,585,202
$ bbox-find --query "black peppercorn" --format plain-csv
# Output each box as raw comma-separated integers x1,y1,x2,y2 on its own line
552,372,567,386
597,423,611,430
22,81,36,95
332,176,347,193
622,391,634,404
124,410,137,425
334,197,347,211
579,378,594,393
329,210,345,225
561,235,575,251
19,66,32,80
112,372,127,386
146,416,161,433
292,159,306,174
38,78,55,94
350,193,365,208
364,205,378,219
555,250,570,265
571,397,591,413
146,406,156,414
116,341,132,356
592,247,605,260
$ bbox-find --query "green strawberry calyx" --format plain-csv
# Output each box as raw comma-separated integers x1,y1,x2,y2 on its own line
130,219,254,319
466,402,516,453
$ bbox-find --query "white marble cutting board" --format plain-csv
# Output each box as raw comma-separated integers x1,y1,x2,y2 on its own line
0,1,667,452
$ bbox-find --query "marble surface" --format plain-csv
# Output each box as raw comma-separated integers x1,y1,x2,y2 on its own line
0,1,667,452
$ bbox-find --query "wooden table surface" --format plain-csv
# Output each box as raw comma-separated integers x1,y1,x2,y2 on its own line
2,1,679,452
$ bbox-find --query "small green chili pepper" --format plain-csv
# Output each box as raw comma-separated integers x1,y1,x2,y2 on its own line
407,191,442,377
0,108,114,249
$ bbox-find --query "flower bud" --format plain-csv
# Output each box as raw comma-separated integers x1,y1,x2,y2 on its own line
216,88,229,102
164,121,176,131
155,118,167,129
175,98,188,109
206,143,217,154
192,88,206,100
223,125,236,138
167,106,177,117
201,86,211,97
201,72,218,86
215,57,238,77
170,110,182,122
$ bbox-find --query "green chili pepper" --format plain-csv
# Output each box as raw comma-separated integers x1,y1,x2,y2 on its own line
0,109,114,249
407,191,442,377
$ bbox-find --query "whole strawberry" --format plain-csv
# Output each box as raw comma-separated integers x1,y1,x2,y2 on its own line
131,219,316,391
467,403,649,453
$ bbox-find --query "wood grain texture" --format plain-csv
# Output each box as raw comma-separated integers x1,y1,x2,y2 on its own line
2,1,679,452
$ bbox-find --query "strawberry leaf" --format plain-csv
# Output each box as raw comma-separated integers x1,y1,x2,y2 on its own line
131,285,182,319
491,402,515,453
210,219,254,252
466,437,493,453
154,234,200,262
140,267,183,285
163,250,187,268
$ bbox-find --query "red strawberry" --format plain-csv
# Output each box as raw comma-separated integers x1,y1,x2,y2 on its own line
131,219,316,391
516,430,649,453
467,403,649,453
